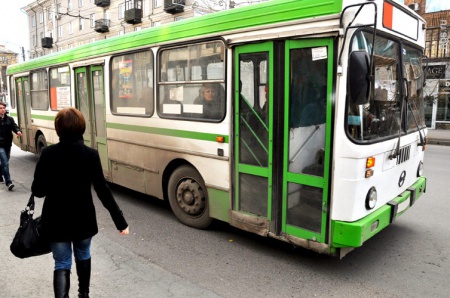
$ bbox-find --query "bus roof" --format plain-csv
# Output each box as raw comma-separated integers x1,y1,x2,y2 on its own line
7,0,343,75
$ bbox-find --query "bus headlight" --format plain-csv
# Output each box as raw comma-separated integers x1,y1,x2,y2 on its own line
417,161,423,177
366,187,377,210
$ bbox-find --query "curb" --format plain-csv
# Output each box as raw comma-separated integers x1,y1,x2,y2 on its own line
427,139,450,146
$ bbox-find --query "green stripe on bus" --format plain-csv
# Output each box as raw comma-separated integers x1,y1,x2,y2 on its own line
107,122,229,143
7,0,342,74
31,114,56,121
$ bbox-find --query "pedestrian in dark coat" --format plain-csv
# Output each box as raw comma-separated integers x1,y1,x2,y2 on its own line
0,101,22,190
31,107,129,298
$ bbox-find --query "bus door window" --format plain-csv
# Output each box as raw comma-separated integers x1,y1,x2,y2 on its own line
287,47,327,233
92,70,106,138
76,72,92,140
238,53,269,167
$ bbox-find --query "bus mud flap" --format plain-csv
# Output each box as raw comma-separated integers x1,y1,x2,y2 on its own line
229,210,269,237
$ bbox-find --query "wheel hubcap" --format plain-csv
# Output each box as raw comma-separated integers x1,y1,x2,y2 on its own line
176,178,206,216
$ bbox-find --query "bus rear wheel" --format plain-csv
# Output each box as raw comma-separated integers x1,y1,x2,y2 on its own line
36,134,47,157
168,165,212,229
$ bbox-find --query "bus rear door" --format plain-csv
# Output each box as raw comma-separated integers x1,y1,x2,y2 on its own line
234,38,332,245
15,77,33,152
74,66,110,179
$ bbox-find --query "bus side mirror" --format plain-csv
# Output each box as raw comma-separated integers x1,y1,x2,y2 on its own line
348,51,371,105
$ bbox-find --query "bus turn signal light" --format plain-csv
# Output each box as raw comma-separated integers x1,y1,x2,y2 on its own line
365,169,374,178
216,136,225,143
366,157,375,168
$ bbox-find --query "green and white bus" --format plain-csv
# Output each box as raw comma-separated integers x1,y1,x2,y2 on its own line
7,0,428,257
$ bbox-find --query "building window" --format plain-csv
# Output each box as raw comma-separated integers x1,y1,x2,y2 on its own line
153,21,161,27
79,18,84,31
119,3,125,19
48,9,53,21
58,25,63,37
135,26,142,31
68,0,73,12
425,27,449,59
32,15,36,27
39,12,44,23
79,0,83,8
155,0,162,8
33,35,37,46
69,21,73,34
90,14,96,27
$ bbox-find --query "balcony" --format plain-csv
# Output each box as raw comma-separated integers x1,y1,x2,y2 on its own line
41,37,53,48
94,19,110,33
164,0,184,14
94,0,110,7
125,0,142,24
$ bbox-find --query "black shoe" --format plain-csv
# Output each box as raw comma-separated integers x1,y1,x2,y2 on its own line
7,183,14,191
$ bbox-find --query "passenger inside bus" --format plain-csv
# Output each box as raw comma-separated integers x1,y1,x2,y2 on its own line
193,83,224,119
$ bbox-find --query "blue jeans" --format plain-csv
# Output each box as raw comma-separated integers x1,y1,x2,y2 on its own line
0,146,11,184
50,238,92,270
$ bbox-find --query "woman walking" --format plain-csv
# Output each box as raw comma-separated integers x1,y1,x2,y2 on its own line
31,107,129,298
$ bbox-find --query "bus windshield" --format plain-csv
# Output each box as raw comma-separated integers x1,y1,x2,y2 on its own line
347,31,425,142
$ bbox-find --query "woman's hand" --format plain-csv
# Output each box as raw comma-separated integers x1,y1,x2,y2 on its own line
119,227,129,235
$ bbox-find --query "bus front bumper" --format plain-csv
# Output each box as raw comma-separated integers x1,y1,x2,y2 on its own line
331,177,427,248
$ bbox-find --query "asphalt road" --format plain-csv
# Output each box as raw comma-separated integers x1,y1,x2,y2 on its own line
1,144,448,298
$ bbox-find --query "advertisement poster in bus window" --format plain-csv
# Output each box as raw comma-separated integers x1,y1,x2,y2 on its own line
119,60,133,99
56,87,71,109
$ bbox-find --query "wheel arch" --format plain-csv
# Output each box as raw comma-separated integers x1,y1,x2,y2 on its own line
162,158,204,201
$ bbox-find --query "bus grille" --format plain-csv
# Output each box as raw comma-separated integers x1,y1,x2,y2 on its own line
396,145,411,165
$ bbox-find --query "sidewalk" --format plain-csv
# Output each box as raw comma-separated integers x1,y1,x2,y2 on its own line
427,128,450,146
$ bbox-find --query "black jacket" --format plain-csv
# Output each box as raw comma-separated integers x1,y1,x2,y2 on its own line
0,115,21,148
31,136,128,242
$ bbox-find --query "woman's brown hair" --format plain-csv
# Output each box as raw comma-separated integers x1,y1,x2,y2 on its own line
55,107,86,137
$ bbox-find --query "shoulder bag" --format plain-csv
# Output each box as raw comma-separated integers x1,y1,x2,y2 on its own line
10,194,51,258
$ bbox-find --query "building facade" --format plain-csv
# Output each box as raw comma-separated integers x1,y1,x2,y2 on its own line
21,0,235,58
0,45,19,96
404,0,450,129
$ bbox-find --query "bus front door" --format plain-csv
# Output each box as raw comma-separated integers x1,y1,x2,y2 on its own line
282,39,332,243
15,77,33,152
74,66,110,178
234,39,332,244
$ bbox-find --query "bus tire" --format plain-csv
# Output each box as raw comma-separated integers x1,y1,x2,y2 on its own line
168,165,212,229
36,134,47,157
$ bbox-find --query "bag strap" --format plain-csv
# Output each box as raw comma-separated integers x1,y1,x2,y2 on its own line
26,194,35,214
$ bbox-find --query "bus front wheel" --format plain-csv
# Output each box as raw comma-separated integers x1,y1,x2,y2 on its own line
168,165,212,229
